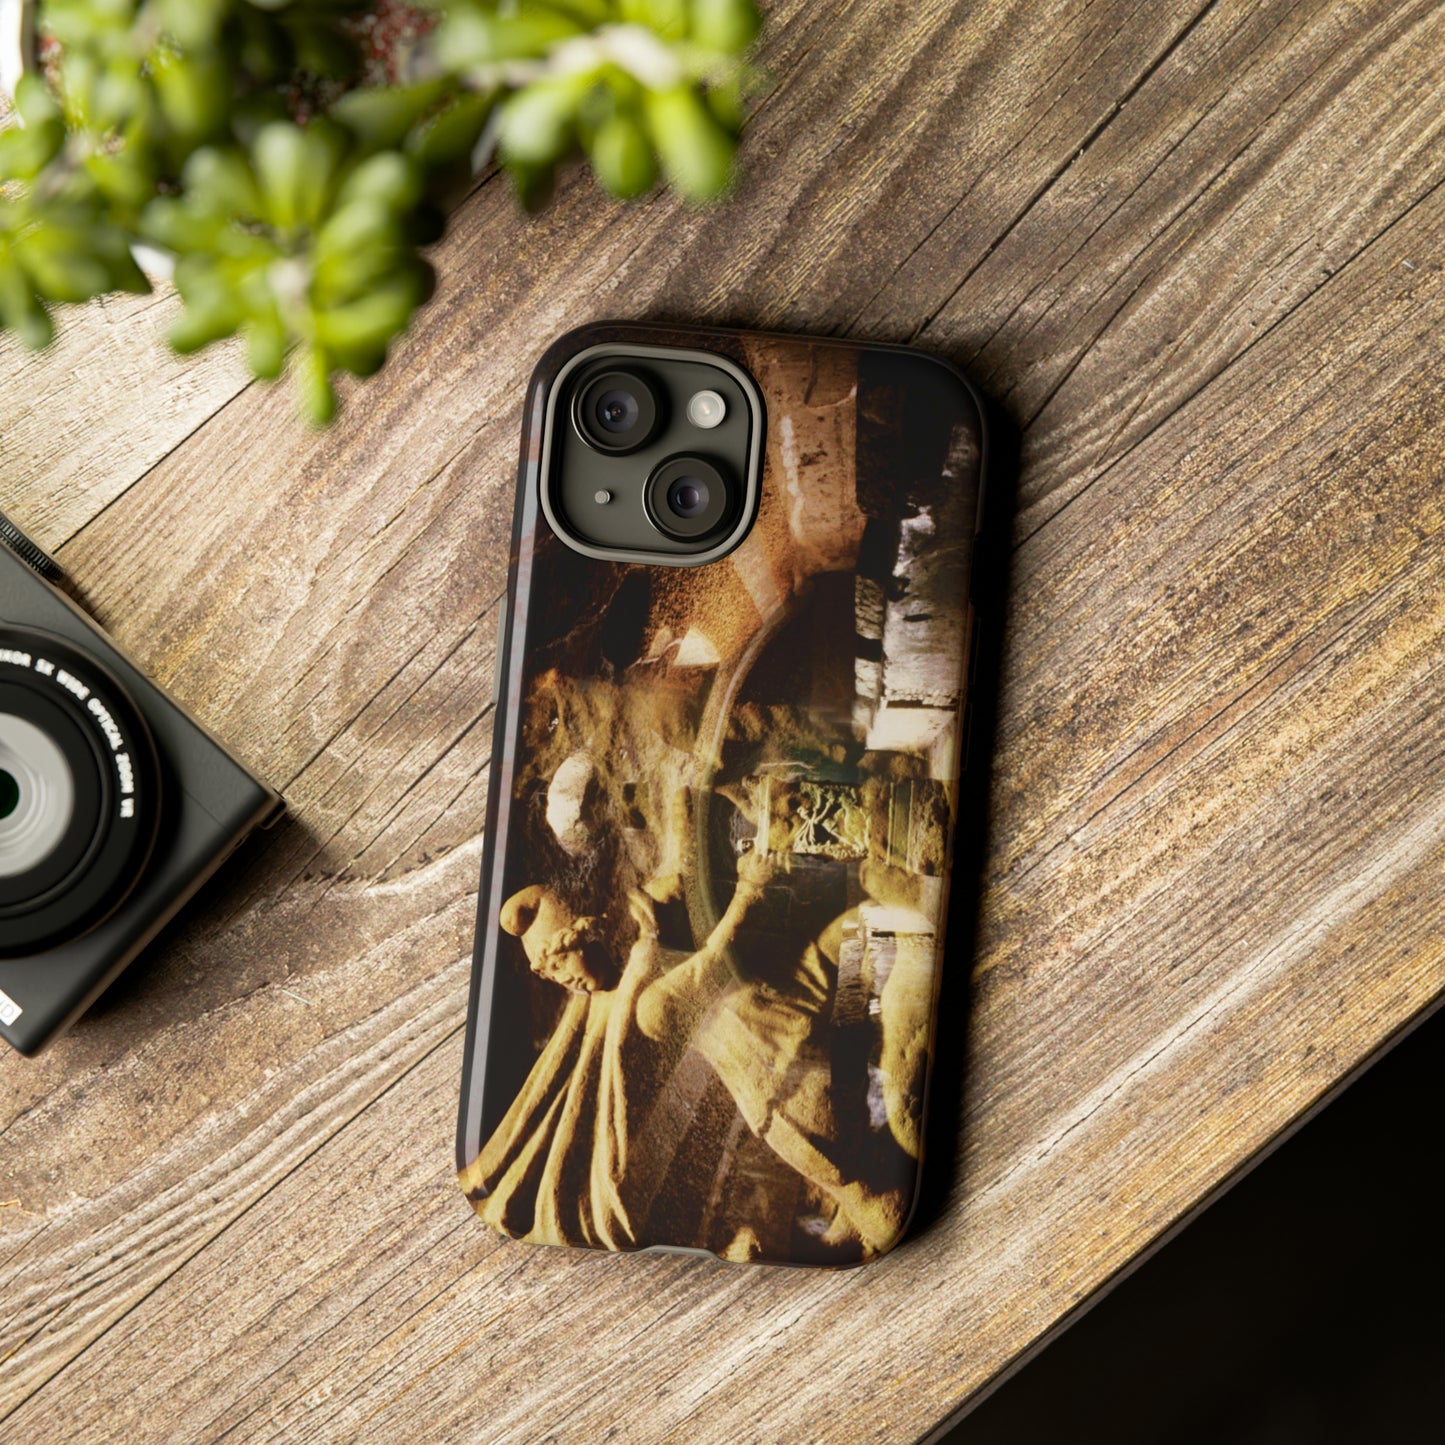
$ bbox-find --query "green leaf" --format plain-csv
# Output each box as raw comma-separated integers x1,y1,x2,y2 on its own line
333,81,454,152
587,111,656,199
0,265,55,349
313,238,423,303
337,151,423,213
245,313,289,378
13,74,63,129
91,60,150,130
253,122,344,232
620,0,688,41
507,157,555,211
85,145,161,213
141,195,205,253
183,147,267,219
704,69,749,131
0,119,66,180
153,0,232,52
8,0,764,420
690,0,763,52
231,89,293,144
315,198,405,266
407,88,497,169
151,49,231,140
18,246,112,304
297,345,338,426
543,0,613,25
235,6,294,82
496,76,590,165
169,287,245,351
93,231,150,293
315,280,424,374
436,8,585,69
643,84,736,202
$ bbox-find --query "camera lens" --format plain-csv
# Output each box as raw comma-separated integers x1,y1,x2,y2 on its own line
645,457,735,544
667,477,710,518
595,390,640,434
0,627,160,958
0,715,77,880
574,370,660,454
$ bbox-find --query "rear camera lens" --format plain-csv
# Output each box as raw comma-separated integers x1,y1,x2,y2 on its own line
575,370,660,453
667,478,710,519
645,457,735,545
0,768,17,820
596,390,640,434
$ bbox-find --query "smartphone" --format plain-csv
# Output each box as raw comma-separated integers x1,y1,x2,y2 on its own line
456,322,987,1267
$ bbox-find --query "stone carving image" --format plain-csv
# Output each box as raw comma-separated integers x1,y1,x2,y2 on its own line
460,335,980,1266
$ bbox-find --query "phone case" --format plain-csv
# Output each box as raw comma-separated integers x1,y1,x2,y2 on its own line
457,322,986,1266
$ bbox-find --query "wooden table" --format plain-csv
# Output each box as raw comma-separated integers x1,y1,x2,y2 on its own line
4,2,1444,1440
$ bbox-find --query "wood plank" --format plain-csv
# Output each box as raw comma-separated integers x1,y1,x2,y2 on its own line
0,289,251,547
3,0,1444,1438
873,0,1445,540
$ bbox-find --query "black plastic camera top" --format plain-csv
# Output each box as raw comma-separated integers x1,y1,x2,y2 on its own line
0,510,65,585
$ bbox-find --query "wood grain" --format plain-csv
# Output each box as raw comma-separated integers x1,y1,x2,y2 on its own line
3,0,1444,1440
0,286,252,545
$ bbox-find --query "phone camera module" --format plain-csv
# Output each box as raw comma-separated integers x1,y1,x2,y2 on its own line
645,457,734,543
575,370,660,454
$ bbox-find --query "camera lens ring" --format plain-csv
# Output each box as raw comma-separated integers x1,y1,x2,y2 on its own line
573,370,660,454
644,456,737,545
0,688,104,897
0,627,161,958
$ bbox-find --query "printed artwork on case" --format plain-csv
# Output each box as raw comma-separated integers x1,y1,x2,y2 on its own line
460,333,981,1266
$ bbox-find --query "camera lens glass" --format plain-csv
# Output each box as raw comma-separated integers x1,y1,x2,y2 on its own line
595,390,640,435
645,457,735,544
575,370,660,454
0,715,77,880
667,477,710,519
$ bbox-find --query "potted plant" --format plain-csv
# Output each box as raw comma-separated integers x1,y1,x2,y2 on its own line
0,0,762,422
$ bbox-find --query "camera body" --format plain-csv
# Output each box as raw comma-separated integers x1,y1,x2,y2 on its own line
0,514,282,1055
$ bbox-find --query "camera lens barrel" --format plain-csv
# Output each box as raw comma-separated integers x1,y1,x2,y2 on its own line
0,627,160,957
643,457,736,544
573,370,661,454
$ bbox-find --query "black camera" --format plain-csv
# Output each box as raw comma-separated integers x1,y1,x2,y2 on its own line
0,510,282,1055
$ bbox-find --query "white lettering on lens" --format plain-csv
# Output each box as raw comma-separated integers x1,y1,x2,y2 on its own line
114,751,135,795
87,697,124,751
57,669,91,701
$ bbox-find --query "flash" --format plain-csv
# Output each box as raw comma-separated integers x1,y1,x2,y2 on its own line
686,390,727,429
594,489,612,505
